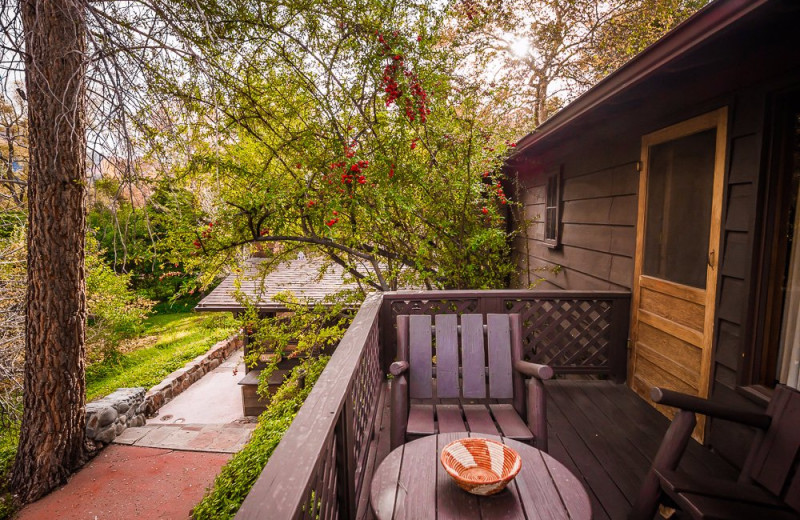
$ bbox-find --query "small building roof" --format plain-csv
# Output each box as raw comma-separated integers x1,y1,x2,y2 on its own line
194,255,363,313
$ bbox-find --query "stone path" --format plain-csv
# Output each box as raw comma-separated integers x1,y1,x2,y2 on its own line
16,445,231,520
114,423,253,453
16,347,257,519
147,350,250,425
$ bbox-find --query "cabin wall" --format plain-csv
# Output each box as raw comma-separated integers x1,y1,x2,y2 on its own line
509,3,800,467
512,138,639,291
707,87,768,466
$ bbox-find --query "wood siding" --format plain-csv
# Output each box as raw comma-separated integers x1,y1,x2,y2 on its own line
514,161,639,291
708,88,769,466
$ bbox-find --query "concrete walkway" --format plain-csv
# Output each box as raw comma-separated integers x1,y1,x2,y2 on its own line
114,350,256,453
17,348,256,520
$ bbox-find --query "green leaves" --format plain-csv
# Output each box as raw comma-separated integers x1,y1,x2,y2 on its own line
119,0,521,291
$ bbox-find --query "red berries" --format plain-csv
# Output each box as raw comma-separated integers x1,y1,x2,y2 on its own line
481,207,488,215
307,200,316,207
326,218,339,227
379,55,429,123
410,139,418,150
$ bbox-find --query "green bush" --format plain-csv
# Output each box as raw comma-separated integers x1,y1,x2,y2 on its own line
193,289,360,519
149,294,202,315
85,235,153,362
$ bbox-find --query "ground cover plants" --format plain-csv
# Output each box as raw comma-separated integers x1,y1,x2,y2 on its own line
193,290,359,519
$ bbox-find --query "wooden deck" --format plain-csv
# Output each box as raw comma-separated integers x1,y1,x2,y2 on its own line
367,379,737,520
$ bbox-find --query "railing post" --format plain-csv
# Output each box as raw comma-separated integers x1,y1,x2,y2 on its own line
478,295,505,316
380,297,395,372
335,398,356,520
608,297,631,384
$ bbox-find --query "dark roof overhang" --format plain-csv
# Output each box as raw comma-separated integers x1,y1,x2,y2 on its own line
512,0,771,155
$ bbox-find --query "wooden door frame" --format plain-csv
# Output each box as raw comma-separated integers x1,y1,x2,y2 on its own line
630,108,729,406
747,89,800,390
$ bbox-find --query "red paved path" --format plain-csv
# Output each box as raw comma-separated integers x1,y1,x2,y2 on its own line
16,445,230,520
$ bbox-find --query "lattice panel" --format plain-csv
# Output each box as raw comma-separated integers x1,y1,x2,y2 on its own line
350,320,382,501
506,298,613,370
302,431,338,520
390,298,480,319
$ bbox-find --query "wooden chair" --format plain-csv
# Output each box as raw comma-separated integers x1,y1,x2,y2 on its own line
629,385,800,520
389,313,554,451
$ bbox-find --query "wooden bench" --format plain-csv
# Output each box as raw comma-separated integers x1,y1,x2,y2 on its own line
389,313,553,451
630,385,800,520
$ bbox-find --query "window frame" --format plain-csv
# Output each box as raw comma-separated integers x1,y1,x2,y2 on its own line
543,168,562,248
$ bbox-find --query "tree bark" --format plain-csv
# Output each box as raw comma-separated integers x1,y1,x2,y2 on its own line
12,0,89,504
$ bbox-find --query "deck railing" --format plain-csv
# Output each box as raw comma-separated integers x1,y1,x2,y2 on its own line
235,293,385,520
235,289,630,519
381,290,630,382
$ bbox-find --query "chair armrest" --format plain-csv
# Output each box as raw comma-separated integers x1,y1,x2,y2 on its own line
390,373,408,450
389,361,409,376
514,360,554,380
651,388,771,430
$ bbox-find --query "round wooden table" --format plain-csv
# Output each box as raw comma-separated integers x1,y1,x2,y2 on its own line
370,432,591,520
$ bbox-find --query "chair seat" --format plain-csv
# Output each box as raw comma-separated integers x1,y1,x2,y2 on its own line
656,469,786,508
671,492,799,520
406,403,534,442
654,469,800,520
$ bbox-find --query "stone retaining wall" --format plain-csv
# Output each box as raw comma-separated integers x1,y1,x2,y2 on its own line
86,387,147,445
85,333,242,447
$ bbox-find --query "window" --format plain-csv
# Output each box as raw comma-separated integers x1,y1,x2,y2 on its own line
642,129,717,288
544,169,561,248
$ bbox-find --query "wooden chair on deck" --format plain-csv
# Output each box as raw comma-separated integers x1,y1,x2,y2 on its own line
630,385,800,520
389,313,554,451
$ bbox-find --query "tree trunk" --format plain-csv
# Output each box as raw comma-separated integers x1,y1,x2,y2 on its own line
12,0,89,504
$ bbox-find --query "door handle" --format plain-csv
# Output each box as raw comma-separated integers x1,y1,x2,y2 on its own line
708,250,715,268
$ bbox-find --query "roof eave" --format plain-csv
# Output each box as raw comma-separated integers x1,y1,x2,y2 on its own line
512,0,770,156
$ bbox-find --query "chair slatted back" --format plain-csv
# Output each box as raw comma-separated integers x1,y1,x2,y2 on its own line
403,313,520,401
434,314,459,398
746,385,800,512
408,315,433,399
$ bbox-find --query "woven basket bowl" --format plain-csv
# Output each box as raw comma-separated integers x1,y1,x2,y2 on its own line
440,438,522,496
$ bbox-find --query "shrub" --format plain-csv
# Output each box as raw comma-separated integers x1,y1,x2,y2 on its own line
85,234,153,362
193,288,361,518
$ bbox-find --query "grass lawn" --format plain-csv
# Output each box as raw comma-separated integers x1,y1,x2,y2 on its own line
86,311,238,402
